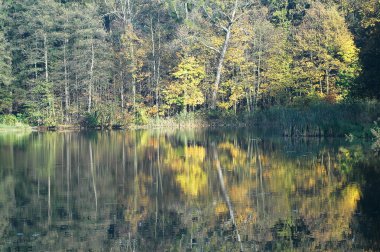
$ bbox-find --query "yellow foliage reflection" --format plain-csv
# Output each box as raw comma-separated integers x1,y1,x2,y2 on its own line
0,131,372,251
164,144,207,197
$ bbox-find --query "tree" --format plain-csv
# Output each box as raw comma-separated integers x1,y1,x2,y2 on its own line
0,0,13,113
0,0,372,124
358,22,380,98
293,2,358,98
163,56,205,113
350,0,380,98
192,0,255,108
217,14,253,113
0,31,13,114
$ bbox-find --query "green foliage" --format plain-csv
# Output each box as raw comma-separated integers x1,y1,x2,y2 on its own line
81,112,99,128
0,27,13,114
0,31,12,87
291,92,325,107
0,87,12,114
134,107,149,126
81,104,132,128
25,81,56,126
371,121,380,153
0,114,30,130
371,122,380,139
95,104,115,128
0,114,18,125
357,22,380,99
338,146,365,175
0,0,376,127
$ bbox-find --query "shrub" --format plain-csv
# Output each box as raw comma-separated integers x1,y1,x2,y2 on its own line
371,122,380,139
371,121,380,153
81,112,99,128
0,114,18,126
134,107,149,125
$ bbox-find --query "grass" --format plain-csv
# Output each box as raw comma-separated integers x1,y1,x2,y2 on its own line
0,114,32,132
249,100,380,137
144,111,247,129
127,100,380,137
1,100,379,137
0,123,31,132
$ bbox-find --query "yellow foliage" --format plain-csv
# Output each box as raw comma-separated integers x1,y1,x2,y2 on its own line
163,144,207,197
185,145,206,161
215,202,228,215
340,184,361,213
176,164,207,197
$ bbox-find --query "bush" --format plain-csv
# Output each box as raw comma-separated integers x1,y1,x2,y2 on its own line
0,114,19,126
81,112,99,128
371,121,380,153
371,121,380,140
134,108,149,125
112,110,133,127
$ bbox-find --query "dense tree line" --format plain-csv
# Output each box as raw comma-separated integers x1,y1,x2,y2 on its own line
0,0,378,126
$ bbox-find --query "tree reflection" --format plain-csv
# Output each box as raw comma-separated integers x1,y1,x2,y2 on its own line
0,130,378,251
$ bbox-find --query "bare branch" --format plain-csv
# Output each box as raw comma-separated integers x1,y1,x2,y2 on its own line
218,24,229,32
198,39,220,54
202,5,213,20
219,10,232,23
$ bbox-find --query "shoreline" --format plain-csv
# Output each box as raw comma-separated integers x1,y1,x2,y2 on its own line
1,102,379,138
0,122,372,140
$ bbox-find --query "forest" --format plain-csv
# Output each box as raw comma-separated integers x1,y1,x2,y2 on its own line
0,0,379,129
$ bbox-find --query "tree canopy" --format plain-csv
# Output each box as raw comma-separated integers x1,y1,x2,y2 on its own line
0,0,377,125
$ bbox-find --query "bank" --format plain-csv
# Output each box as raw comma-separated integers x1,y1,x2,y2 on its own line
1,101,379,139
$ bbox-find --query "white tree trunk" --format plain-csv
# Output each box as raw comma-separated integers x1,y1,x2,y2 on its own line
88,40,94,113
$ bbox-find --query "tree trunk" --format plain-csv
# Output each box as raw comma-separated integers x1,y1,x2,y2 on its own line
254,33,263,113
156,25,161,120
120,72,124,109
132,83,136,115
211,26,232,109
89,142,97,218
44,33,56,120
212,143,243,251
210,0,239,109
150,16,161,120
48,170,51,225
326,69,330,95
129,38,136,116
44,33,48,83
88,40,94,113
64,39,69,122
66,137,71,220
246,92,251,113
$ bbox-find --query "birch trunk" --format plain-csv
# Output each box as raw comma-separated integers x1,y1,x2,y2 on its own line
120,72,124,109
44,34,48,82
210,0,239,109
64,39,69,122
89,142,98,218
211,26,231,109
212,143,244,251
88,40,94,113
326,69,330,95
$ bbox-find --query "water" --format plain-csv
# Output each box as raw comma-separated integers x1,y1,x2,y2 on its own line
0,129,379,251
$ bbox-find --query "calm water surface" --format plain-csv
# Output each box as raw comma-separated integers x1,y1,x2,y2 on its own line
0,129,379,251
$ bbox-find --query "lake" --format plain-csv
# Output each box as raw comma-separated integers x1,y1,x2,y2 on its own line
0,129,379,251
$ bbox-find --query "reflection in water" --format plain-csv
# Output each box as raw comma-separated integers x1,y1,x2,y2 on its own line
0,130,379,251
